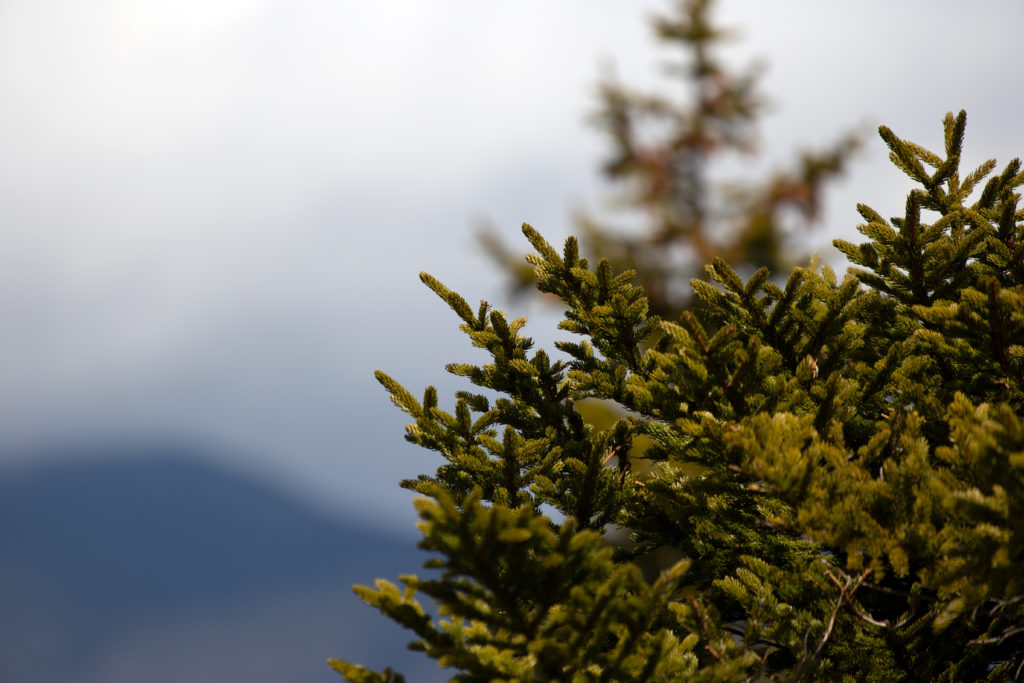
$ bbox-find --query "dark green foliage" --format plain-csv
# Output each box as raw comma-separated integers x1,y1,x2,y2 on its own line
332,113,1024,680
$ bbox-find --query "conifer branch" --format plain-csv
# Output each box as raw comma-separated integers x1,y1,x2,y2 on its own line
339,15,1023,681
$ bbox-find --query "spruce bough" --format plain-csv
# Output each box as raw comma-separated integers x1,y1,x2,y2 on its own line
332,112,1024,681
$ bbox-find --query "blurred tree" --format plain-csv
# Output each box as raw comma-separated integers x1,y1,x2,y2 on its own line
481,0,859,317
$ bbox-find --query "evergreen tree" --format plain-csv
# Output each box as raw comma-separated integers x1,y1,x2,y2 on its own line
480,0,859,317
331,110,1024,681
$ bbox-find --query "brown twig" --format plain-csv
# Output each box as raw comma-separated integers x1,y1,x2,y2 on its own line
793,567,872,680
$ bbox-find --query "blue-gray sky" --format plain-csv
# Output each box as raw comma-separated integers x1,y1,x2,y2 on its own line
2,0,1022,533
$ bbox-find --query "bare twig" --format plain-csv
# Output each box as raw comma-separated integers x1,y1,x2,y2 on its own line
970,625,1024,646
793,567,873,680
847,600,889,629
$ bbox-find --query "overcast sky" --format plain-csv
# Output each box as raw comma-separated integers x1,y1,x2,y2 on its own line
2,0,1022,533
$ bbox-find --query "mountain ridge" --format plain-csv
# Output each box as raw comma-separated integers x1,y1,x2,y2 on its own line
0,443,443,683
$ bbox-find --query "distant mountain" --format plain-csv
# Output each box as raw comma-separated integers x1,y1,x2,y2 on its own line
0,444,446,683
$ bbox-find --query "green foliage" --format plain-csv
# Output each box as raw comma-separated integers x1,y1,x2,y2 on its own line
333,111,1024,681
331,488,751,682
